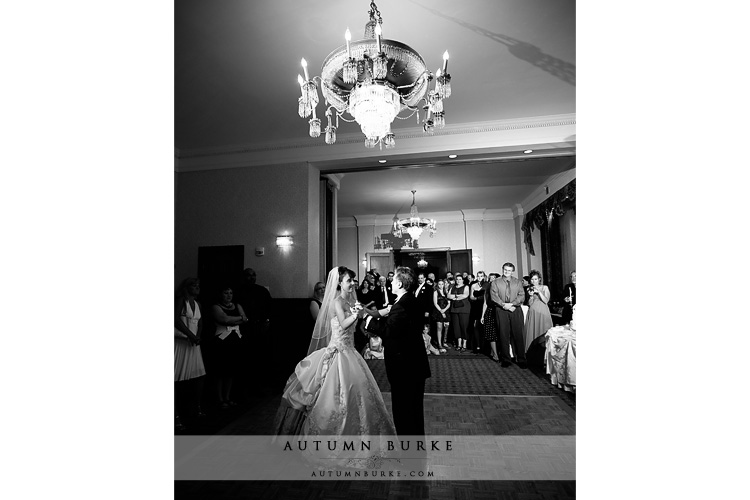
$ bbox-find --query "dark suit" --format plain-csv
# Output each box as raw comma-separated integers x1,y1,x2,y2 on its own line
562,283,576,324
374,285,395,309
369,293,431,436
413,283,433,321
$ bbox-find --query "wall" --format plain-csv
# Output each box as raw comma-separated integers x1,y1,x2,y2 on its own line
339,213,518,277
174,162,321,298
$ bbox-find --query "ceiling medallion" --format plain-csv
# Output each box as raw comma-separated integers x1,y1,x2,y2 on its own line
297,0,452,149
392,190,436,241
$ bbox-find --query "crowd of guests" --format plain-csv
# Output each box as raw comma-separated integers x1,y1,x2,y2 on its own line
173,268,272,431
176,265,576,429
346,265,576,369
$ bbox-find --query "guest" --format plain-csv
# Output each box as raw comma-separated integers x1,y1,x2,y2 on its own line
309,282,326,320
357,279,376,308
414,272,433,323
524,270,554,353
431,279,450,353
522,276,531,306
427,272,436,283
481,273,500,361
447,274,471,352
174,278,206,431
490,263,527,368
562,271,576,324
236,268,272,396
374,275,394,308
211,287,248,408
468,271,487,354
422,324,441,355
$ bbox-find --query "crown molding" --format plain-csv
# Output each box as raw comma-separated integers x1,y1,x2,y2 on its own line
521,167,577,213
175,114,575,172
344,208,514,227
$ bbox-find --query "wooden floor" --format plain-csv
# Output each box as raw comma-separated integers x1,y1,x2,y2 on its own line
175,349,576,499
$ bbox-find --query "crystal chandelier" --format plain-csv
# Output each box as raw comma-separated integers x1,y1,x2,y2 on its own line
392,190,436,241
413,253,429,268
297,0,452,149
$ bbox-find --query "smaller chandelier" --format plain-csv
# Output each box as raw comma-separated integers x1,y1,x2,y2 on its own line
409,252,428,268
296,0,452,149
392,190,436,241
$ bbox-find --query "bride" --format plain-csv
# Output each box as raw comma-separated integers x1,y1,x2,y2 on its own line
274,266,396,444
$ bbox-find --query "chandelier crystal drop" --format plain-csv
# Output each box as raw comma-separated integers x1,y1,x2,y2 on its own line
392,190,437,241
296,0,453,148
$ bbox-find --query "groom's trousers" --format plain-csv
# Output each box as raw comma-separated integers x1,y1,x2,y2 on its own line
390,377,426,437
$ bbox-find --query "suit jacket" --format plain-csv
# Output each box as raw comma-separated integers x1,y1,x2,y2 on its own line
489,277,525,308
374,285,395,309
413,283,433,318
563,283,576,306
368,293,430,383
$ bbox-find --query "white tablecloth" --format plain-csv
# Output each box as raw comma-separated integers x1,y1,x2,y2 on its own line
545,326,576,392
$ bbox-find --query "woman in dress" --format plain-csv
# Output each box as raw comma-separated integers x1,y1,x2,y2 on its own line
481,273,500,362
447,274,471,351
309,282,326,321
431,279,450,353
211,287,248,409
524,270,554,353
273,267,396,463
356,278,376,309
174,278,206,431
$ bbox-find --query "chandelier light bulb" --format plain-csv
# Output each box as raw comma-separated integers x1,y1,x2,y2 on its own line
297,74,304,87
345,28,352,58
442,51,449,73
301,58,309,81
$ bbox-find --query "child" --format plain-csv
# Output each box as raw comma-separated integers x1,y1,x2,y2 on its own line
422,324,441,355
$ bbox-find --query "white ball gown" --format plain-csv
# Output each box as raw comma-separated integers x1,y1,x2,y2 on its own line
274,313,396,467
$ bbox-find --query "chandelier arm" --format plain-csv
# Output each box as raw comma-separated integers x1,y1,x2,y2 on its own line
394,108,419,120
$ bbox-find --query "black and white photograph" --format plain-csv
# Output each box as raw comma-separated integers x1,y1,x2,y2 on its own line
173,0,576,497
7,1,748,499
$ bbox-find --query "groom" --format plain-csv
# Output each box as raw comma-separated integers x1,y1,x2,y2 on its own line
369,266,431,436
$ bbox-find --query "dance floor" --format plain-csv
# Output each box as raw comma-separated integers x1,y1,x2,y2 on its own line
175,355,576,499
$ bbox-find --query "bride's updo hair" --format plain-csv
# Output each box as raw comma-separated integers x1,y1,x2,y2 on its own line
336,266,356,289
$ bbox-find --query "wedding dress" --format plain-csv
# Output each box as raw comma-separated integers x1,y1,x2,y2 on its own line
276,314,396,437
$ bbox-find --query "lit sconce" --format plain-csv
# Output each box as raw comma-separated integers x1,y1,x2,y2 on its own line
361,258,367,266
472,255,481,263
276,235,294,248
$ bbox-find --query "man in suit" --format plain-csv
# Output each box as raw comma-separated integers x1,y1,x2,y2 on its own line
489,262,527,368
366,266,431,436
413,272,433,322
562,270,576,324
374,275,395,309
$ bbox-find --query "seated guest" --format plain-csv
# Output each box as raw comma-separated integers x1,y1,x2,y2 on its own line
562,271,576,324
422,324,441,355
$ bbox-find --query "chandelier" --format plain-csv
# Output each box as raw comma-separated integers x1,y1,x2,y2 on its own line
392,190,436,241
297,0,452,149
410,253,429,269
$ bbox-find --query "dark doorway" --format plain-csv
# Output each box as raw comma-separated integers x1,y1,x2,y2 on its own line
393,249,472,278
197,245,244,304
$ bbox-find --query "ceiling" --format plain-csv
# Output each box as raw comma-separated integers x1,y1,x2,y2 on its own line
175,0,576,219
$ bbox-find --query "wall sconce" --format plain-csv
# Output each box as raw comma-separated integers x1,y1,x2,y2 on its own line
276,235,294,248
472,255,481,263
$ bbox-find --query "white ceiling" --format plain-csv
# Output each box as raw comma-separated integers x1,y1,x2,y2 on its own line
175,0,576,218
